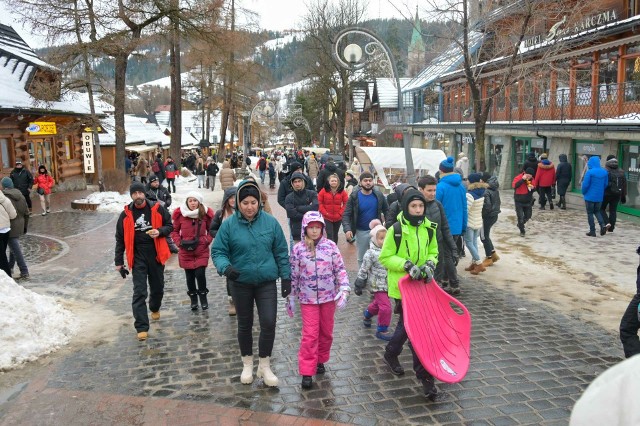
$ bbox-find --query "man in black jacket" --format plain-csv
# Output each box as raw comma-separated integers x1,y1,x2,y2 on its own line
602,155,627,233
277,162,314,208
316,158,344,192
285,172,319,244
9,160,33,212
206,158,219,191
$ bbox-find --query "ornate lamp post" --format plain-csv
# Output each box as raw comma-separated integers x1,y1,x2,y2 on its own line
332,27,416,185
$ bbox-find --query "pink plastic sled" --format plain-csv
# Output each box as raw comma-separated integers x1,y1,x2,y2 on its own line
398,275,471,383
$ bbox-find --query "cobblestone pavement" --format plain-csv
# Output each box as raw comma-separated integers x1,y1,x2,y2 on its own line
0,187,627,425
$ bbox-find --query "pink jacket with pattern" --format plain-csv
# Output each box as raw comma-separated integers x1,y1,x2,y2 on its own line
290,211,350,304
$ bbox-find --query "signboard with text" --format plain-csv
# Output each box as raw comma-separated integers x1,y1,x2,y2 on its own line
81,132,95,174
27,122,57,135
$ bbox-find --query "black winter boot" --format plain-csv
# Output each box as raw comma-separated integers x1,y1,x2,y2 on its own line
187,291,199,310
198,289,209,310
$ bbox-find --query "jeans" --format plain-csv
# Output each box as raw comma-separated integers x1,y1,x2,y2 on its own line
481,215,498,257
585,201,604,233
131,250,165,332
601,194,620,228
355,229,370,267
197,175,205,187
464,228,481,262
185,266,207,293
8,237,28,275
166,178,176,193
207,175,216,191
385,299,433,381
538,186,553,207
299,302,336,376
515,202,532,230
620,292,640,358
230,280,277,358
325,220,341,244
259,170,266,183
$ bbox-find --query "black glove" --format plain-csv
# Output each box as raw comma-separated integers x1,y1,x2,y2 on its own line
404,261,422,280
621,195,627,204
420,261,436,282
281,279,291,298
354,277,366,296
224,266,240,281
119,267,129,279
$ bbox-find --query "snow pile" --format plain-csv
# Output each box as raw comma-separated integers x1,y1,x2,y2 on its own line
73,191,131,213
0,274,77,371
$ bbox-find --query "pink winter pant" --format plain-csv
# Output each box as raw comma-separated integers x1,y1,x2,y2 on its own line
367,291,392,327
298,302,336,376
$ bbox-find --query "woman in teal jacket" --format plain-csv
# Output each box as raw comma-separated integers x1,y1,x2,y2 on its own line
378,188,444,401
211,180,291,388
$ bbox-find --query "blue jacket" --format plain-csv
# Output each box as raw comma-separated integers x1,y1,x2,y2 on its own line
581,156,608,202
436,172,468,235
211,181,290,285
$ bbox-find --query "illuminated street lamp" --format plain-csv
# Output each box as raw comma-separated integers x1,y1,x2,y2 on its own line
332,27,416,185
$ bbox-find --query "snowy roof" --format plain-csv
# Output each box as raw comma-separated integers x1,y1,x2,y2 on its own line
72,92,113,114
99,115,169,146
403,31,485,93
0,24,51,69
352,85,367,112
374,78,413,108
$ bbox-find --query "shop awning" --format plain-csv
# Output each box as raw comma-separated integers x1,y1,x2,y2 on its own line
126,144,157,153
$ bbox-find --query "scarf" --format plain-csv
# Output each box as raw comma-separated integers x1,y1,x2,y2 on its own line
179,204,205,218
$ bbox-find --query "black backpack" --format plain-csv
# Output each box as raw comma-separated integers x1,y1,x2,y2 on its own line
392,221,435,254
607,171,623,195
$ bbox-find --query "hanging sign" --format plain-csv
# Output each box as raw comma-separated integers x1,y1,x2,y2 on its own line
27,122,57,135
81,132,95,174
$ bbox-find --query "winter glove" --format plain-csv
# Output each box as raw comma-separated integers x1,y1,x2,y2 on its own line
224,266,240,281
286,296,295,318
281,279,292,298
118,267,129,279
404,261,422,281
334,288,349,310
621,195,627,204
420,261,436,282
353,277,366,296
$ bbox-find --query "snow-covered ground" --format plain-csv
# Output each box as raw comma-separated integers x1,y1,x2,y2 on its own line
0,274,77,371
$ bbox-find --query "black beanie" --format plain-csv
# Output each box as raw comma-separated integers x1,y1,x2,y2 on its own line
401,188,426,227
130,181,146,194
238,183,260,202
606,154,616,161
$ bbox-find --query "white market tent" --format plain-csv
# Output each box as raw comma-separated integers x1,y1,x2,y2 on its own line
354,147,446,189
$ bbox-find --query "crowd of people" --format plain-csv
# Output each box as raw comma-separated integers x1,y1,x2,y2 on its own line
113,148,639,403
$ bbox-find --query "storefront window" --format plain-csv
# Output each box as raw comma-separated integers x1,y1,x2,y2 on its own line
496,85,505,111
620,143,640,213
573,140,604,189
599,50,618,104
489,137,504,178
538,76,551,107
0,139,9,168
574,58,592,106
64,136,73,160
509,82,519,110
624,56,640,101
556,65,570,106
523,80,534,109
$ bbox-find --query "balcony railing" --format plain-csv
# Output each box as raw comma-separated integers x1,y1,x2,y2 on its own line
416,81,640,125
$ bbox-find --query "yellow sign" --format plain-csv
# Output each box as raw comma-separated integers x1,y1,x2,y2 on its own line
27,122,57,135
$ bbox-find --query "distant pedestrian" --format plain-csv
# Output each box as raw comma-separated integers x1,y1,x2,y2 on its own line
533,153,556,210
285,172,319,245
9,160,33,212
436,156,468,260
257,156,267,184
206,157,219,191
219,160,236,190
343,172,388,267
136,158,149,184
171,192,214,311
307,153,319,185
456,152,469,180
581,156,608,237
480,172,501,267
602,155,627,233
556,154,572,209
464,173,487,275
2,177,29,280
354,219,392,340
318,174,348,244
619,245,640,359
115,182,173,341
152,154,165,185
34,165,54,216
290,211,350,389
164,156,178,193
523,152,539,179
195,157,205,188
268,161,276,189
211,180,290,387
210,187,238,316
512,167,535,237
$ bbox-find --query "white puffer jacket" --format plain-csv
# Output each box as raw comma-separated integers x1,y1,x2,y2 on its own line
0,191,17,229
466,184,486,231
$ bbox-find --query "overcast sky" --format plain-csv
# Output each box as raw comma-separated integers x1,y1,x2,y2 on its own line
1,0,417,48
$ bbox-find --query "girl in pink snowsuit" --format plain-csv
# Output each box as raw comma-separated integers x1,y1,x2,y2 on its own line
290,211,350,390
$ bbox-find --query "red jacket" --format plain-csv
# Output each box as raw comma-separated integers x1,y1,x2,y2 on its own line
35,173,54,195
318,188,348,222
512,172,535,195
533,162,556,188
171,207,214,270
123,203,171,268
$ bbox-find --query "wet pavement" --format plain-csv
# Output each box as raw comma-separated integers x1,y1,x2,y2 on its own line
0,186,628,425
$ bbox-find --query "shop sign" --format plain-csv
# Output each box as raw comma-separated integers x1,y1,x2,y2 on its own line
576,142,603,155
81,132,95,174
522,9,618,49
530,138,545,149
27,122,57,135
462,134,474,144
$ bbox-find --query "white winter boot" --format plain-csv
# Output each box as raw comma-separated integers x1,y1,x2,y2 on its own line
241,355,254,384
256,356,279,387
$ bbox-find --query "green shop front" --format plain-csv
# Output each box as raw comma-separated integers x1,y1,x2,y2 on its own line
618,141,640,217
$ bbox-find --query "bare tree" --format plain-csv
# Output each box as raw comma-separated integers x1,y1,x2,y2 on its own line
423,0,602,170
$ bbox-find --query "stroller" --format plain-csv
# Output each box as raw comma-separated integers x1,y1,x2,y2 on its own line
268,161,276,188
